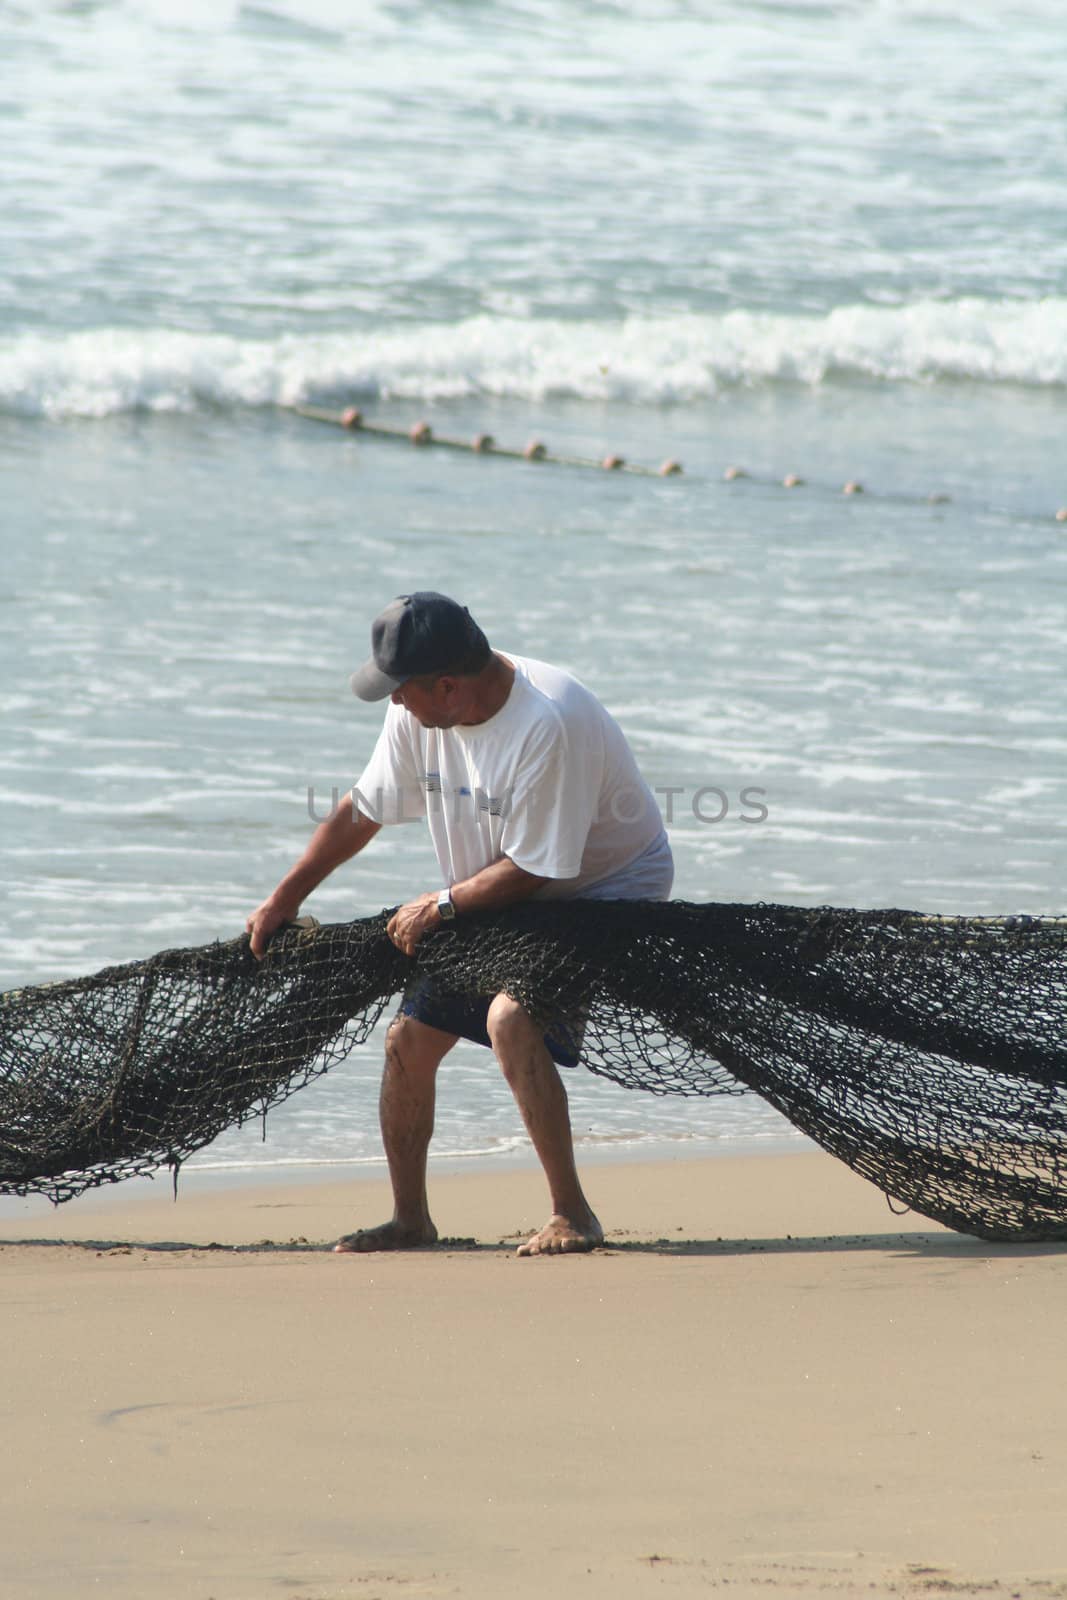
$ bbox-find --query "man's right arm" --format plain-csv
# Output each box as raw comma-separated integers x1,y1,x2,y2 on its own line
245,792,381,958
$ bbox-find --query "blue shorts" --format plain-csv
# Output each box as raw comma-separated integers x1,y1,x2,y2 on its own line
399,978,584,1069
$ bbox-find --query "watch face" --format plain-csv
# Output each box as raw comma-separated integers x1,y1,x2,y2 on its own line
437,890,456,920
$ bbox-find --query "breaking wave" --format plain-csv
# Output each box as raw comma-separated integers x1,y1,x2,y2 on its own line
4,298,1067,418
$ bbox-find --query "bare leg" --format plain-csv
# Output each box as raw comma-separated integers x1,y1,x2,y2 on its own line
334,1014,457,1253
486,994,603,1257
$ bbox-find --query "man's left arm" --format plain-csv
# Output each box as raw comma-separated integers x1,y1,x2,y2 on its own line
386,857,547,956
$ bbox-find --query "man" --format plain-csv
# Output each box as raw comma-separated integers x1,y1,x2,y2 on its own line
246,592,673,1256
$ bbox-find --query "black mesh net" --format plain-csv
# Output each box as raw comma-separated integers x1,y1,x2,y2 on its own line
1,900,1065,1240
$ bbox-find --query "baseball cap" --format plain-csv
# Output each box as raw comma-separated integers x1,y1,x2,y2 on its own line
350,592,491,701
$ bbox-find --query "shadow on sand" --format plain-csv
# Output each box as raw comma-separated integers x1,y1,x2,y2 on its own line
3,1230,1066,1259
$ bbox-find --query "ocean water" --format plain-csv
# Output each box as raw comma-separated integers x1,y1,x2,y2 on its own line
2,0,1066,1182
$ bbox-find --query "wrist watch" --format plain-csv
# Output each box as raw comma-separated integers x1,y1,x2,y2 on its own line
436,887,457,922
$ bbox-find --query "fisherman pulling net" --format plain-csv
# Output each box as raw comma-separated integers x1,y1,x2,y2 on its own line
5,593,1064,1246
2,898,1066,1241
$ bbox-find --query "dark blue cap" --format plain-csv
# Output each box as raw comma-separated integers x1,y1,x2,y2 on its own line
350,592,490,701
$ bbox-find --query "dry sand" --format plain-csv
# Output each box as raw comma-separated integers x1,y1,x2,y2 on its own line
2,1147,1066,1600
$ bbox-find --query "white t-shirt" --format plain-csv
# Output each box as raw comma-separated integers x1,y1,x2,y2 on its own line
353,654,666,899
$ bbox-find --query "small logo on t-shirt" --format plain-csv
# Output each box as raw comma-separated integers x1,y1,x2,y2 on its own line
478,788,513,818
417,773,514,819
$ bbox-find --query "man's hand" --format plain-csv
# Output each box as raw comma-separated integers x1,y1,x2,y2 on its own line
384,859,546,958
246,892,301,960
386,893,442,957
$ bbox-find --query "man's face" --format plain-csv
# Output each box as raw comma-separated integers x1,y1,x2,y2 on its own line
391,676,462,728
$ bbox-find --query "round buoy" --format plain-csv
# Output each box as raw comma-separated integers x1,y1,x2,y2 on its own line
842,480,864,495
601,454,625,471
341,407,363,430
659,459,683,476
1056,507,1067,522
472,434,495,453
524,440,547,461
723,465,747,481
783,473,804,488
410,421,432,446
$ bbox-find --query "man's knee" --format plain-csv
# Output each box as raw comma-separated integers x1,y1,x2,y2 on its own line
486,991,532,1037
386,1012,456,1074
486,993,545,1076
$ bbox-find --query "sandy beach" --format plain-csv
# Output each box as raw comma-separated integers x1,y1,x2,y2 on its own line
2,1147,1065,1600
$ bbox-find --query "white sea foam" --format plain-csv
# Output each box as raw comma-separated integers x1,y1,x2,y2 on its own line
4,299,1067,418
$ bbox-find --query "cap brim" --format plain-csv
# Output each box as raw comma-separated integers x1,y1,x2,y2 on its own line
349,659,405,702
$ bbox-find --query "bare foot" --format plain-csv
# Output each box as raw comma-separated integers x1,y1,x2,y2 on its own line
517,1213,604,1257
333,1220,438,1253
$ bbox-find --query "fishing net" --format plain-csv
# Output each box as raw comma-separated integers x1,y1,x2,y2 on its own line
1,900,1065,1240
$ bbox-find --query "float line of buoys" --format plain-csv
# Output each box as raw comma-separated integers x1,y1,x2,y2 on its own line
291,404,683,477
290,404,1066,520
